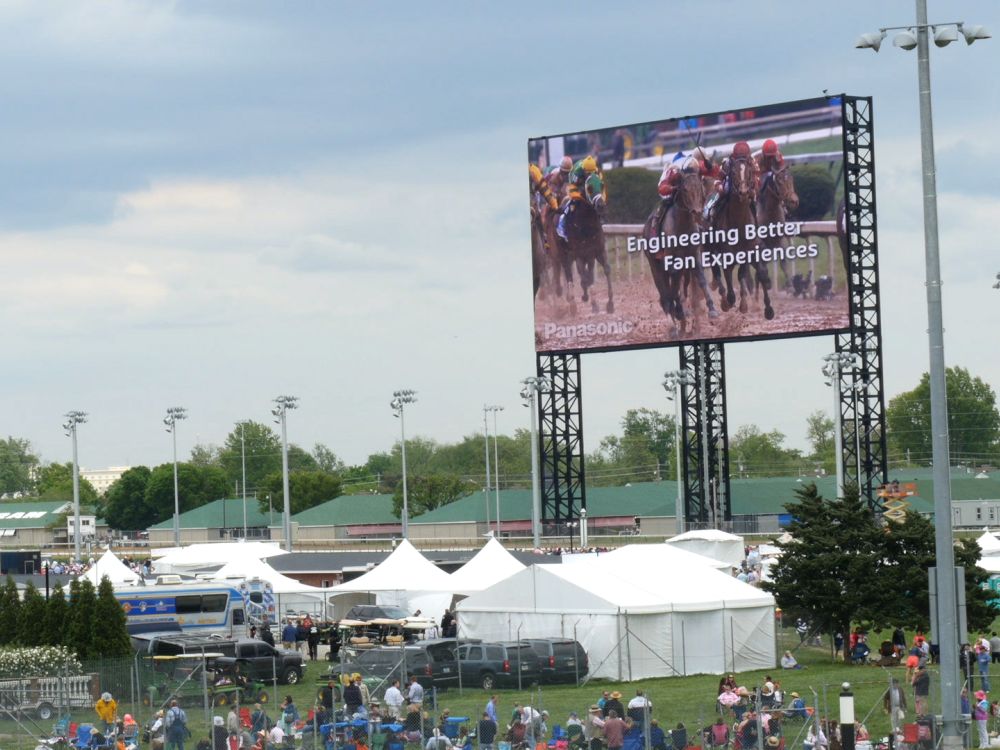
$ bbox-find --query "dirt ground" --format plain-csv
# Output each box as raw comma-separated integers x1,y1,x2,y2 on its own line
534,272,849,351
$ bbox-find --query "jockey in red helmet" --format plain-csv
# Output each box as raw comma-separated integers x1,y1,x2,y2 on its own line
719,141,759,195
756,138,785,174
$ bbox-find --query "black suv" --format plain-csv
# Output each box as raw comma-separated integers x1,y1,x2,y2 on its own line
521,638,588,684
337,639,460,690
344,605,412,621
455,642,540,690
141,635,305,684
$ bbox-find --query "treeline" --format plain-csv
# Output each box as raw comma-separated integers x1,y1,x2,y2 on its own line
0,576,131,659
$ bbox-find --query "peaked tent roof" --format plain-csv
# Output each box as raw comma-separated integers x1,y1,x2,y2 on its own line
80,548,141,586
213,557,326,595
330,539,453,593
977,529,1000,556
600,542,730,571
152,541,287,570
447,537,526,594
668,529,743,543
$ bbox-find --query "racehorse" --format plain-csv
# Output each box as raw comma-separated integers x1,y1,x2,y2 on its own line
757,164,800,289
531,205,550,299
557,172,615,314
642,168,718,336
709,156,775,320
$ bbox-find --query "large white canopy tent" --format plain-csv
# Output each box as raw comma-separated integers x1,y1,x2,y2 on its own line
152,541,287,573
448,537,526,596
328,540,453,621
598,542,730,572
80,548,141,586
457,559,775,679
665,529,746,568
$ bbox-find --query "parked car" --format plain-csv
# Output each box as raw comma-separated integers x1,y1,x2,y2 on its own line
140,634,305,685
520,638,588,684
335,638,468,691
455,642,540,690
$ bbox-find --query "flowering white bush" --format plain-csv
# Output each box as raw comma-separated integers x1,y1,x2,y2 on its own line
0,646,82,678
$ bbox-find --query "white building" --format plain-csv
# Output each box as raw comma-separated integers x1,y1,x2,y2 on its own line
80,466,130,495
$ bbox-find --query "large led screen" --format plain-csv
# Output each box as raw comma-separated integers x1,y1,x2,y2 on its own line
529,96,849,353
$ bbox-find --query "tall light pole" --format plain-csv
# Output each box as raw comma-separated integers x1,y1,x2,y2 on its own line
821,352,859,498
391,390,417,539
163,407,187,547
63,411,87,561
240,421,248,539
857,11,990,748
482,406,492,532
484,405,504,535
272,396,298,551
521,377,552,549
663,370,694,534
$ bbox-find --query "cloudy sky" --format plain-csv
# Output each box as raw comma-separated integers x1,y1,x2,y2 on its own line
3,1,999,472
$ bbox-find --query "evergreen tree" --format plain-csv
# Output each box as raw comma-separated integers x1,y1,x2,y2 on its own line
94,576,132,657
17,582,47,647
0,576,20,646
45,583,69,648
67,579,97,660
762,483,884,662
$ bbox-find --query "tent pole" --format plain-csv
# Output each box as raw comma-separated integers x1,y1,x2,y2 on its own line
681,620,686,676
617,608,623,681
624,613,633,681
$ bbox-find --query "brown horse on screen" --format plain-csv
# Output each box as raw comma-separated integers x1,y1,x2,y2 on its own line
642,169,718,336
757,164,800,289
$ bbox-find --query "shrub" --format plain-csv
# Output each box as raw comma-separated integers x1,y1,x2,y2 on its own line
0,646,82,678
604,167,660,224
790,165,836,221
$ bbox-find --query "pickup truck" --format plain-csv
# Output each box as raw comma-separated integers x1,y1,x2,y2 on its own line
140,635,304,685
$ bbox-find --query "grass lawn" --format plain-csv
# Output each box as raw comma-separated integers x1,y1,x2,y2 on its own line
0,628,972,750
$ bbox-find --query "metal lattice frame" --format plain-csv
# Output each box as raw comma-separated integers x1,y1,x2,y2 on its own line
679,343,731,526
537,353,586,528
838,95,888,507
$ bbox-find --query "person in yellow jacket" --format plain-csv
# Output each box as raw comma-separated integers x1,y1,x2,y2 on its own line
95,691,118,732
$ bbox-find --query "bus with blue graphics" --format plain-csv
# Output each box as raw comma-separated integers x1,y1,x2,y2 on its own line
114,579,248,636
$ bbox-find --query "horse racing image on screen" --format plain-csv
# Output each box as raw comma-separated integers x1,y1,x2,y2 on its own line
529,96,850,354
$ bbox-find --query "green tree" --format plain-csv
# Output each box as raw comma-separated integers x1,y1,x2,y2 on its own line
67,579,97,660
313,444,344,473
218,421,283,491
35,463,99,503
0,575,19,646
805,410,836,473
189,443,221,467
258,470,343,515
45,584,69,648
762,483,885,662
102,466,153,530
730,425,803,477
392,473,474,517
144,463,229,522
0,437,39,495
887,367,1000,466
94,576,132,657
17,582,47,646
876,510,996,633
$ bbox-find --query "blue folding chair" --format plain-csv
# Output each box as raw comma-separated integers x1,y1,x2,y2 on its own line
74,725,93,750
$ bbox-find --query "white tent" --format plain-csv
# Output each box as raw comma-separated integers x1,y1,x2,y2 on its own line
213,557,329,618
599,543,730,571
448,538,526,595
329,540,453,620
666,529,745,568
977,529,1000,556
153,541,287,573
457,561,775,679
80,549,141,586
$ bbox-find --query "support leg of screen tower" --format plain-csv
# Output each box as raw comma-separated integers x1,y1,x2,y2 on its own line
679,343,732,528
839,95,888,508
537,353,586,532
